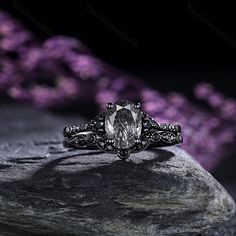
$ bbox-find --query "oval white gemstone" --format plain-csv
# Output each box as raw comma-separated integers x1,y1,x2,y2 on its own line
105,101,142,149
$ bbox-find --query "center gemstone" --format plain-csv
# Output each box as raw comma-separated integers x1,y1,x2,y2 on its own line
105,101,142,149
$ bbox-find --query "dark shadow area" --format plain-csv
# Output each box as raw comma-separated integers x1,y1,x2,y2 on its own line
32,151,104,180
212,154,236,182
0,164,12,170
0,148,213,235
9,156,47,164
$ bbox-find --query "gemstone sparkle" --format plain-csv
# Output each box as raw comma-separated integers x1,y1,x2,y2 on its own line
105,101,142,149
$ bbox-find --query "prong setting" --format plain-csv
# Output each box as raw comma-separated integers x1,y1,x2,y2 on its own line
106,102,114,109
135,102,141,110
135,138,141,144
107,139,114,144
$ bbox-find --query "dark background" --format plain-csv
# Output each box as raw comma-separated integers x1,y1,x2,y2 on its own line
1,0,236,97
1,0,236,174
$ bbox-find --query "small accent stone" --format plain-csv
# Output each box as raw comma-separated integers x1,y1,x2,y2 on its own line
143,120,152,129
117,149,130,159
95,121,104,129
141,140,146,145
153,134,160,141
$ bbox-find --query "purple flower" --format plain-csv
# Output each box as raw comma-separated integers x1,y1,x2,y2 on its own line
0,9,236,171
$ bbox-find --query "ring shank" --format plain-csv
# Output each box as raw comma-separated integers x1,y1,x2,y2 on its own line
64,122,181,137
63,127,183,150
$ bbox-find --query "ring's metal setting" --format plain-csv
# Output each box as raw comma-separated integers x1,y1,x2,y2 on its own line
63,100,183,160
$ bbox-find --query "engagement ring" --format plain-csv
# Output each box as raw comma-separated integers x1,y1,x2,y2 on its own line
63,100,183,159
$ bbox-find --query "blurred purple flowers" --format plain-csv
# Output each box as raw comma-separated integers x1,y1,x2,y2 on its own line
0,10,235,170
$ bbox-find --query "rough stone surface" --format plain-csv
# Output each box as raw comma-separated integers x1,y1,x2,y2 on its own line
203,183,236,236
0,104,235,236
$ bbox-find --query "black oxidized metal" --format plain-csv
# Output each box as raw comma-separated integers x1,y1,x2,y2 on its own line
63,101,183,160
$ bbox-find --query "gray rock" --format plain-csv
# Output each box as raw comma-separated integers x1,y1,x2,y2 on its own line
0,104,235,236
203,183,236,236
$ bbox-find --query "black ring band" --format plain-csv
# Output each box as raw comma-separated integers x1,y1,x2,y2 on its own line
63,101,183,160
